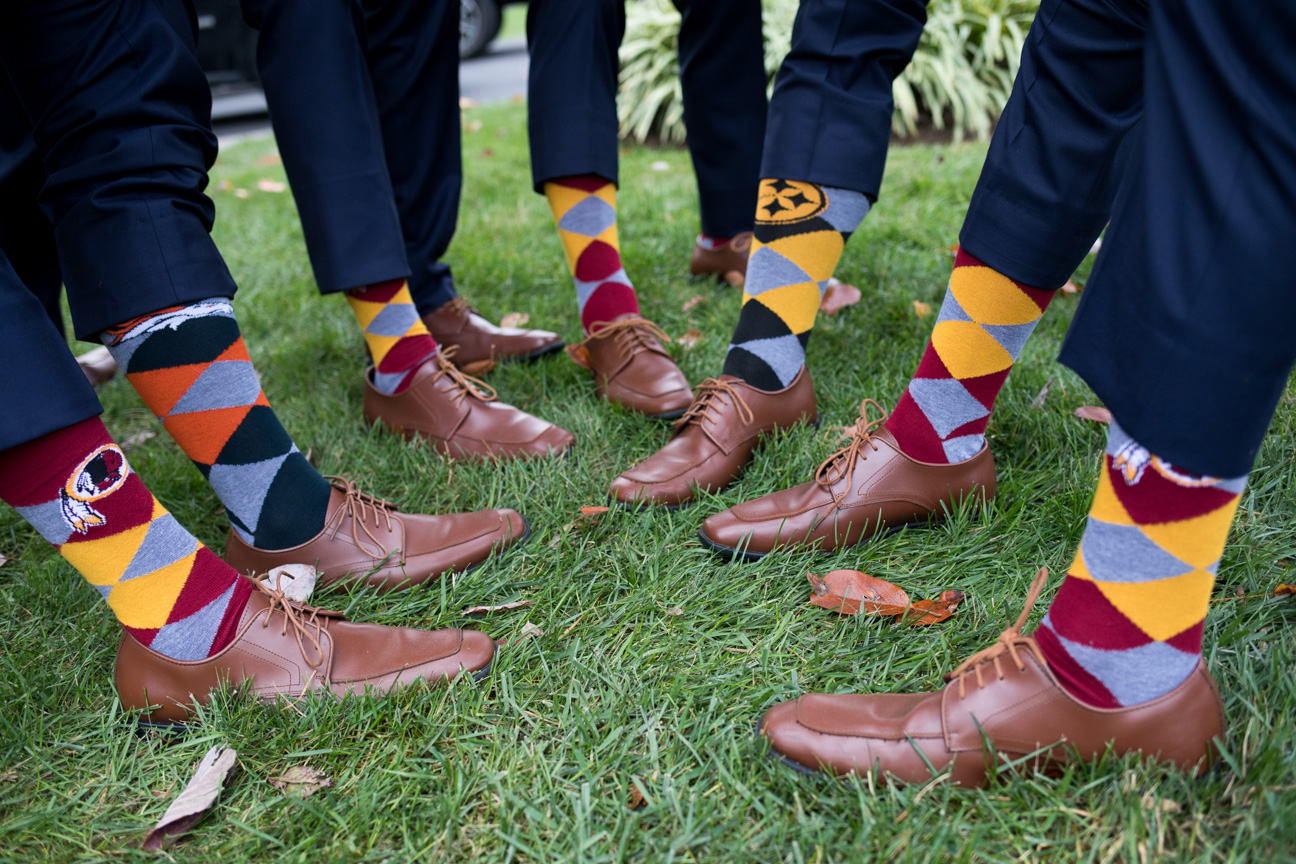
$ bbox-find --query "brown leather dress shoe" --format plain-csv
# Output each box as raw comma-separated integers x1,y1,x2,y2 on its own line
689,232,752,287
77,345,118,388
224,477,529,592
567,314,692,418
423,297,564,372
116,576,496,726
760,569,1225,785
364,350,575,460
609,370,816,509
699,399,995,559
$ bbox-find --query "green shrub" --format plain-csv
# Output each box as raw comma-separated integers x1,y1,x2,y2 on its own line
617,0,1039,145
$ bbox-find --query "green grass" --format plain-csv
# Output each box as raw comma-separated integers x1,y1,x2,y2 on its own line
2,101,1294,862
499,2,527,41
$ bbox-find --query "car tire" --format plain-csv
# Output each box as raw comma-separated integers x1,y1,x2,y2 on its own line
460,0,502,59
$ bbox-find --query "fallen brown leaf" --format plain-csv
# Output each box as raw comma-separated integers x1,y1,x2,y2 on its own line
464,119,483,133
627,784,647,810
819,279,861,315
256,152,282,166
460,358,496,376
949,243,960,256
1031,380,1053,410
480,148,495,158
676,328,702,348
462,600,534,615
1061,280,1081,295
808,571,909,616
912,300,932,319
217,178,233,191
142,745,237,850
0,554,7,568
572,505,608,528
510,94,524,105
121,430,158,452
517,621,545,640
903,590,965,625
499,312,529,328
1276,584,1296,597
234,188,249,199
256,178,286,193
1074,405,1112,424
667,607,684,617
269,766,331,798
681,295,707,312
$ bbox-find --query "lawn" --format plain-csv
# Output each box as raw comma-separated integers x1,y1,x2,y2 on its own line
1,101,1294,862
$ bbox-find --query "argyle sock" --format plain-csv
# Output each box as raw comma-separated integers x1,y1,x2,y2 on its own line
886,250,1054,463
102,298,332,550
346,279,439,394
722,179,870,391
543,175,640,334
1036,421,1247,708
0,417,253,660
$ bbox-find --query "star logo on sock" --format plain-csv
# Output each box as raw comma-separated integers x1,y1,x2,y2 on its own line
756,179,827,224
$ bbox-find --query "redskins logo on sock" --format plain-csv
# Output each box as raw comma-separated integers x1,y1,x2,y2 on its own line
756,180,827,224
60,445,130,534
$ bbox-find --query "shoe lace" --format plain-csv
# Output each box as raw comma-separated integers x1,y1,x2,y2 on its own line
813,398,888,505
945,567,1051,699
429,346,497,406
253,573,344,669
321,475,400,560
672,377,752,433
585,316,671,358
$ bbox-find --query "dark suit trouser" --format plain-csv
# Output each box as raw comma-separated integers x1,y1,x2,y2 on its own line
0,0,233,451
525,0,767,238
240,0,462,314
1059,0,1296,478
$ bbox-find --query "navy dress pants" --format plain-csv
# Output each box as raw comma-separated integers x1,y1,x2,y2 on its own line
526,0,767,238
240,0,463,313
0,0,234,451
1060,0,1296,477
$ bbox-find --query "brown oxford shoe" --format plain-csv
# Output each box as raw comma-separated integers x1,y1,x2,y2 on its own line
689,232,752,287
567,314,693,418
423,297,564,372
609,370,816,509
225,477,528,592
760,569,1225,785
116,576,496,726
699,399,995,559
363,350,575,460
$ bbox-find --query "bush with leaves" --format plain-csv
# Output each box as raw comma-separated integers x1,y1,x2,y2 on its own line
617,0,1039,144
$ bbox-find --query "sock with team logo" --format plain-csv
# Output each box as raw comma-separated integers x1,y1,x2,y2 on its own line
102,298,332,551
0,417,253,660
722,179,870,391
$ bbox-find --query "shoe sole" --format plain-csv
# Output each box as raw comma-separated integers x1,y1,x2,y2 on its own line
462,514,532,577
752,717,823,778
698,518,928,562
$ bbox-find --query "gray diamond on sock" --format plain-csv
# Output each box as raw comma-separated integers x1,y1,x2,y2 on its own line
981,320,1038,360
168,361,262,415
575,268,628,309
1105,419,1134,456
942,434,985,463
906,378,990,439
935,288,972,324
559,196,617,237
16,499,75,546
743,246,812,297
1079,517,1195,584
1051,631,1199,706
147,581,238,661
818,186,871,233
120,513,199,582
729,334,806,388
365,303,421,338
206,453,290,536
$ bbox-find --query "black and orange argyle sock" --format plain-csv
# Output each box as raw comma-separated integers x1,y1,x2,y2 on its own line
0,417,253,660
102,298,332,550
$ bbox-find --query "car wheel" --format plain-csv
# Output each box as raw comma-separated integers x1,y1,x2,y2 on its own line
460,0,502,59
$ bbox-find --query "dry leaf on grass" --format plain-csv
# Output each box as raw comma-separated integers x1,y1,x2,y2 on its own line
667,607,684,617
681,295,707,312
1276,584,1296,597
259,563,318,603
570,505,608,529
517,621,545,640
948,243,961,256
256,152,282,166
912,300,932,319
0,553,7,568
142,745,237,850
819,279,861,315
676,328,702,348
216,179,233,191
1074,405,1112,424
256,178,286,193
499,312,529,328
234,188,249,199
121,430,158,452
1089,237,1103,255
460,358,496,376
902,591,965,625
627,783,647,810
650,161,670,172
480,148,495,158
808,571,909,616
464,119,483,133
1031,380,1053,410
269,766,331,798
1061,280,1081,295
462,600,534,615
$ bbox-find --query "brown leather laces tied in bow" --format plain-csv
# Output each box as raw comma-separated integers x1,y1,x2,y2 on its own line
431,345,498,405
322,476,398,559
814,398,889,503
253,572,344,669
946,567,1051,699
585,316,672,357
673,377,754,432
